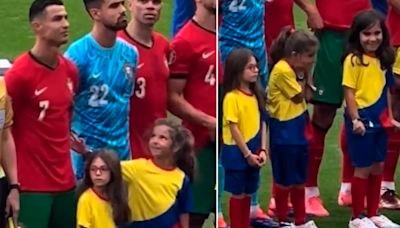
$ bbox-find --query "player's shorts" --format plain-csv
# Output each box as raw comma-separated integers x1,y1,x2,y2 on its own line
219,42,268,88
311,29,347,107
394,48,400,75
270,144,308,187
387,127,400,152
191,142,216,215
19,189,75,228
344,118,388,168
224,167,260,195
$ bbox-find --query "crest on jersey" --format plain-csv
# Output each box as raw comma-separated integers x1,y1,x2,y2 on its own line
67,78,74,95
123,63,136,81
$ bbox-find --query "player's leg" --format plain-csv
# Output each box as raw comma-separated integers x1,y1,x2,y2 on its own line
217,160,228,227
307,29,346,216
190,144,216,228
338,123,353,206
19,192,53,228
49,189,76,228
225,169,247,228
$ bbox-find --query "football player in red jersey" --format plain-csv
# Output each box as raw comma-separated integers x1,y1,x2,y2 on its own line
4,0,78,227
118,0,170,159
168,0,216,227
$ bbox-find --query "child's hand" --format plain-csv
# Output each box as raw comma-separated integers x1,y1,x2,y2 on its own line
246,154,261,167
352,120,366,135
70,133,89,155
258,150,268,167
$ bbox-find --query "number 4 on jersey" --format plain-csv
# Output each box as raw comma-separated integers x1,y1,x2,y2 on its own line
204,65,216,86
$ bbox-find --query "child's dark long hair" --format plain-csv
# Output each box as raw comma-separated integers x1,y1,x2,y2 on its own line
270,26,319,69
77,150,131,226
154,118,196,182
222,48,266,110
343,10,395,69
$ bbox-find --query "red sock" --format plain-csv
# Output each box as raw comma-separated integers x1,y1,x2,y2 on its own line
352,176,367,218
242,196,251,228
229,197,243,228
291,187,306,225
383,130,400,182
275,185,289,222
306,124,327,187
367,174,383,217
340,124,354,183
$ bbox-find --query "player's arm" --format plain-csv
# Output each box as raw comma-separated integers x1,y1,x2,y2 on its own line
294,0,323,30
389,0,400,15
168,78,216,130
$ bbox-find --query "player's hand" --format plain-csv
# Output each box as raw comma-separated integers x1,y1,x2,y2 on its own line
307,7,324,31
204,115,216,131
391,119,400,129
353,120,366,135
208,129,216,142
246,154,261,167
71,133,89,155
5,188,19,227
258,150,268,166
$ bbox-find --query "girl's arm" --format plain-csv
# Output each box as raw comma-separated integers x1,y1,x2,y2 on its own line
344,86,365,135
259,121,268,166
179,213,189,228
229,123,261,167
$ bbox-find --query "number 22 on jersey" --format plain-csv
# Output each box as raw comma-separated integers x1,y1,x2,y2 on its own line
229,0,247,12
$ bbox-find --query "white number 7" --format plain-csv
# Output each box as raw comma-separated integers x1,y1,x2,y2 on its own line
38,100,49,121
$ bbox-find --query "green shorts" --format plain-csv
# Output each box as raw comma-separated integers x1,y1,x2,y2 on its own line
19,189,76,228
312,29,347,107
191,143,216,215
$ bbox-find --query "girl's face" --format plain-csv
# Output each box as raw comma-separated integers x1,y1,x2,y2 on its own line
149,125,174,159
360,22,382,54
295,46,317,71
90,157,111,188
241,56,259,83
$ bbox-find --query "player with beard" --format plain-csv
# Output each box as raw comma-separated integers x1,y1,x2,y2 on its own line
118,0,170,159
171,0,195,36
168,0,216,227
65,0,138,179
4,0,78,227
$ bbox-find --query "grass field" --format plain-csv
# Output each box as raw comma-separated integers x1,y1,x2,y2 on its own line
220,6,400,228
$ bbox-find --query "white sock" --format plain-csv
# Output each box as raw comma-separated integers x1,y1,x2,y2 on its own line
381,181,396,195
305,187,320,199
340,182,352,193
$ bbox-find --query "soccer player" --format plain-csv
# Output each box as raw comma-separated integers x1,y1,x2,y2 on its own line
168,0,216,226
305,0,370,216
219,0,268,88
171,0,195,36
0,67,19,228
372,0,388,15
65,0,138,179
4,1,78,227
264,0,323,52
118,0,170,159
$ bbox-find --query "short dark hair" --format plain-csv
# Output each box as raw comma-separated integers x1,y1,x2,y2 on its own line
83,0,103,12
29,0,64,22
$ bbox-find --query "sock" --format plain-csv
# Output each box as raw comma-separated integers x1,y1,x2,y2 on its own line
291,187,306,225
305,187,320,199
383,137,400,183
352,176,368,218
367,174,382,217
306,123,327,188
229,197,243,228
275,185,290,222
340,182,352,193
242,196,251,228
217,163,224,214
340,124,354,183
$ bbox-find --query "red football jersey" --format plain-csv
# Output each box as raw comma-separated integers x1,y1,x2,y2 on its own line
117,30,170,159
316,0,370,30
388,6,400,46
170,20,216,149
5,52,78,192
264,0,295,50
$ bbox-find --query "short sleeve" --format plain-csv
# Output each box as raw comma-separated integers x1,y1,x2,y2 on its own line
342,54,360,89
223,93,239,123
274,72,302,99
169,37,192,77
386,68,395,87
177,176,192,214
121,160,137,183
76,193,92,228
4,67,26,111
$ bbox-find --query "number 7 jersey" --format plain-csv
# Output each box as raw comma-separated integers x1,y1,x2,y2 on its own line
169,19,217,149
65,34,138,160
